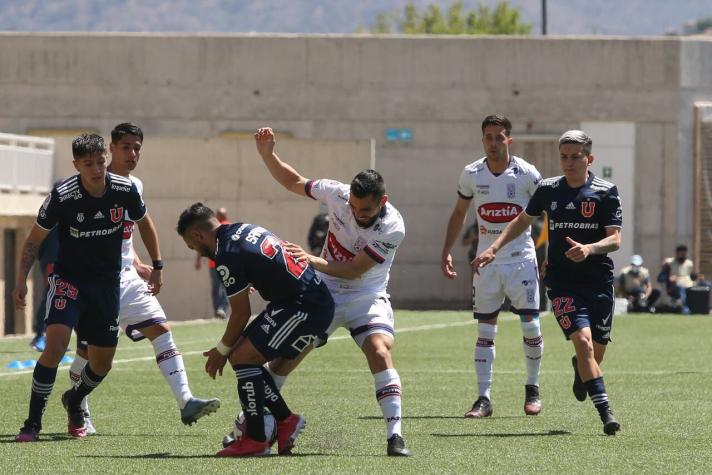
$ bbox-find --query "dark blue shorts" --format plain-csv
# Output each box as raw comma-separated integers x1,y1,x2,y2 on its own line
546,284,614,345
44,274,120,348
243,289,334,361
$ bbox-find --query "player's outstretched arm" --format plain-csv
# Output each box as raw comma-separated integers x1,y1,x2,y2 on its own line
135,213,163,295
472,212,534,274
255,127,309,197
564,227,621,263
441,196,471,279
204,289,252,379
284,242,376,280
13,224,49,309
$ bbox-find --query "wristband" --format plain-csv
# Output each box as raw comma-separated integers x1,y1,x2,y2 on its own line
152,259,164,270
215,340,231,356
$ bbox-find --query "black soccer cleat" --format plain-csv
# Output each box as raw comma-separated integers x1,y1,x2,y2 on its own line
524,384,542,416
602,410,621,436
387,434,411,456
464,396,493,418
571,356,587,402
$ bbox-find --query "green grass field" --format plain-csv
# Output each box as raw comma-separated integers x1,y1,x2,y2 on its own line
1,311,711,474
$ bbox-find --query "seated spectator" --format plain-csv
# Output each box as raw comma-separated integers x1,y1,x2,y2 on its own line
657,244,695,314
307,210,329,255
617,255,660,313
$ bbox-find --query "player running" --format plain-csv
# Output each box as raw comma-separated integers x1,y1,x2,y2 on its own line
441,114,544,418
473,130,622,435
255,127,411,456
69,123,220,433
14,133,162,441
177,203,334,456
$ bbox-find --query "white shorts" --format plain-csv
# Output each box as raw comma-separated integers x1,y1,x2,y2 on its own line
326,291,394,347
473,259,540,318
118,267,167,341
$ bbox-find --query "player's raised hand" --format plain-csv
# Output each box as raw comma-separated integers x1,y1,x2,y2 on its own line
147,268,163,295
203,348,228,379
471,248,496,275
565,236,591,263
12,282,28,309
441,254,457,279
254,127,276,157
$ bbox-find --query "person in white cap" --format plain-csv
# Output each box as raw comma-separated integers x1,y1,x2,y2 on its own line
616,254,659,312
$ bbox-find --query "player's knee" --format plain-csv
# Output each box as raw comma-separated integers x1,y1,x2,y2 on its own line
519,313,539,322
40,340,68,365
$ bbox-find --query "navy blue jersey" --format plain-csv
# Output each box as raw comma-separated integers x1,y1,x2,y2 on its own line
214,223,326,303
36,173,146,283
525,172,622,286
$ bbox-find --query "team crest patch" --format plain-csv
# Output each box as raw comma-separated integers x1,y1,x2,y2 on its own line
507,183,516,198
550,202,557,211
76,213,84,223
581,201,595,218
109,207,124,223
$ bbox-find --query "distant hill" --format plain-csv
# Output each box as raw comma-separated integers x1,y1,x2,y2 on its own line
1,0,710,36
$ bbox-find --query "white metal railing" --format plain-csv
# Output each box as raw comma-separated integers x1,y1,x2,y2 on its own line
0,133,54,193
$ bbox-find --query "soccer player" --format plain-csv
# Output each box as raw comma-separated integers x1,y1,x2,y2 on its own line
69,123,220,433
441,114,544,419
255,127,411,457
177,203,334,457
14,133,163,441
472,130,622,435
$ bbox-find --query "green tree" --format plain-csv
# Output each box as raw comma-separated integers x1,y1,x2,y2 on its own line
370,1,531,35
683,16,712,35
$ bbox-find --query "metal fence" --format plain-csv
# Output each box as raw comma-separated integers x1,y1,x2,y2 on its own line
0,133,54,193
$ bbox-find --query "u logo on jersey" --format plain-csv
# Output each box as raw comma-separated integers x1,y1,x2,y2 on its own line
581,201,595,218
109,207,124,223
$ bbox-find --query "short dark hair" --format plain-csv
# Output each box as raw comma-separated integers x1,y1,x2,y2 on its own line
481,114,512,136
351,169,385,201
177,202,215,236
72,133,106,159
111,122,144,143
676,244,688,252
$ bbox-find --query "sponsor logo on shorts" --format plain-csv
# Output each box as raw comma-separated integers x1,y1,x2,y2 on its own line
557,315,572,330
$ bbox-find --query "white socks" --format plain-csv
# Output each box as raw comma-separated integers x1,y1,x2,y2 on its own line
264,363,288,391
69,354,90,413
374,368,403,439
475,323,497,400
152,332,192,409
521,320,543,387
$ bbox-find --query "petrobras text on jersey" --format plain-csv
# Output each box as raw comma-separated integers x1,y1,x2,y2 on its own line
550,222,600,230
69,223,123,238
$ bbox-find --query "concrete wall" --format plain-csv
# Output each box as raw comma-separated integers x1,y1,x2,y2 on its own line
1,33,711,311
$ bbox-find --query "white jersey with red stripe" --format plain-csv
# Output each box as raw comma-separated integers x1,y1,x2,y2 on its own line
457,156,541,265
120,175,143,269
305,179,405,296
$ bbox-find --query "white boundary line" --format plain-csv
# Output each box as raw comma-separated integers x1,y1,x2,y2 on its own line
0,320,474,378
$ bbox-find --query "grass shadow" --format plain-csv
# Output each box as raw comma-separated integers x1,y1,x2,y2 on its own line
0,432,75,443
431,429,572,438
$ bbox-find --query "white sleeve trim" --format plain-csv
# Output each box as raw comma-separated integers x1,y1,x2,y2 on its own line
227,284,250,298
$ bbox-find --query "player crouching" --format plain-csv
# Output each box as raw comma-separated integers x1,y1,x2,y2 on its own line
177,203,334,456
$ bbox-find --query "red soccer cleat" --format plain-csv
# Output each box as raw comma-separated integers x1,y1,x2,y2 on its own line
15,421,41,442
276,413,306,455
216,434,270,457
61,390,87,438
